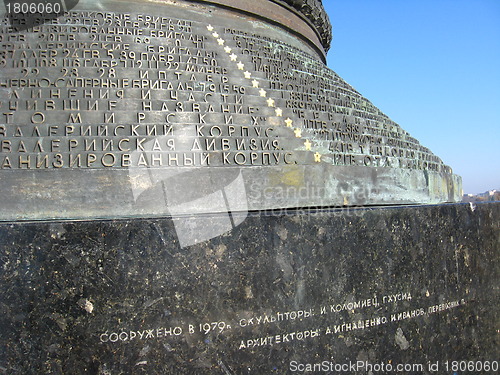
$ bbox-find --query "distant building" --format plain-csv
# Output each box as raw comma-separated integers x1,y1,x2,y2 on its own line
463,190,500,202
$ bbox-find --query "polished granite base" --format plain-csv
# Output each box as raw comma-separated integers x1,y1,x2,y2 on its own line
0,202,498,374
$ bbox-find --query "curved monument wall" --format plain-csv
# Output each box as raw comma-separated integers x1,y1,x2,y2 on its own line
1,4,497,375
0,0,461,221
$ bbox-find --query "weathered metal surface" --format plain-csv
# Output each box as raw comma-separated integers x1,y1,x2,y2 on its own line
194,0,332,57
0,0,461,220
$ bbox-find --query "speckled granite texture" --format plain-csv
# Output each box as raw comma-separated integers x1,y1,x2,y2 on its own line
0,202,498,374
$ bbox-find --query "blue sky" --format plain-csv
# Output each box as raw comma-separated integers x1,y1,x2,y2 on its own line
322,0,500,194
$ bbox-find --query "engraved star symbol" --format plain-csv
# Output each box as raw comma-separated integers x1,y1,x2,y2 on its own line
267,98,275,107
304,139,312,150
212,32,219,38
217,38,225,45
229,53,237,61
243,71,252,79
314,152,322,162
294,128,302,138
237,61,245,70
207,25,214,31
285,118,293,127
259,88,267,97
252,79,259,88
224,46,232,53
275,108,283,116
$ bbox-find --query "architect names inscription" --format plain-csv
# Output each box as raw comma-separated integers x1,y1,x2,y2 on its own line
97,289,466,352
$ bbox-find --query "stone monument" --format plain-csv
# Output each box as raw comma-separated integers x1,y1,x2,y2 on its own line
0,0,497,373
0,0,461,222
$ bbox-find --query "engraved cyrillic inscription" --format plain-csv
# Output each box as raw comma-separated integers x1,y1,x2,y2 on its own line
0,10,452,174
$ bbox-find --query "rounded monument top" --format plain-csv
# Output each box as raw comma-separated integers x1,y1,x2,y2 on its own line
271,0,332,51
197,0,332,57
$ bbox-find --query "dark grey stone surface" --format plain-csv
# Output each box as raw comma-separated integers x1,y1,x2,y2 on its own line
0,202,498,374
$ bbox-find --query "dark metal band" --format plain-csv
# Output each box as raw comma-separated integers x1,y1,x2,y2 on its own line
270,0,332,51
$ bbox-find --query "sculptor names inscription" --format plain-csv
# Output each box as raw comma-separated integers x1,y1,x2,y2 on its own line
98,290,467,352
0,10,452,174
